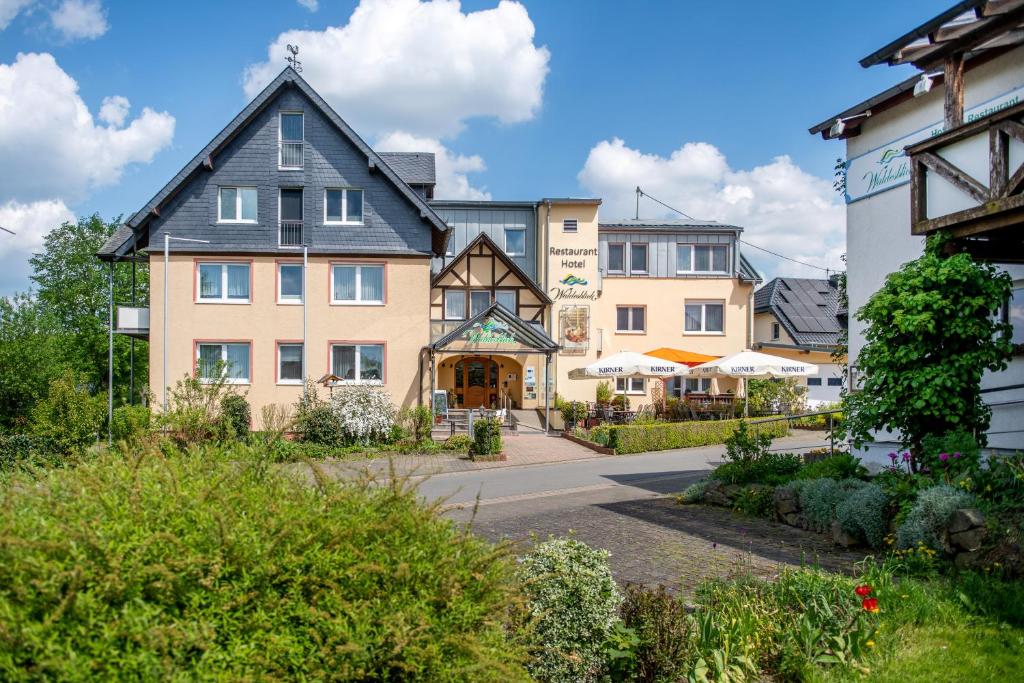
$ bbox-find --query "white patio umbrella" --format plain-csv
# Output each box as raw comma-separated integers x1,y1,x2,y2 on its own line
692,349,818,416
568,351,689,410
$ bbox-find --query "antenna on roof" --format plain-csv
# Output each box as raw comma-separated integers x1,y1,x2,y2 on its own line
286,44,302,73
0,225,15,235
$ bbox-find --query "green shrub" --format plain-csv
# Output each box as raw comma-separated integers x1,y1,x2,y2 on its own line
473,417,503,455
160,372,232,445
711,452,802,486
797,453,867,481
294,389,343,446
896,484,975,550
330,386,396,445
677,479,708,504
0,434,60,471
836,483,890,547
110,404,151,443
733,485,775,517
560,400,588,429
921,429,983,480
29,371,103,455
220,393,250,439
798,478,867,533
0,445,529,680
618,584,692,683
398,404,435,442
596,380,613,405
607,418,788,455
518,537,622,683
443,434,473,452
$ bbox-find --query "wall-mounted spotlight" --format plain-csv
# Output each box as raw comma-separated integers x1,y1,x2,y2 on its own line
829,110,873,138
913,72,942,98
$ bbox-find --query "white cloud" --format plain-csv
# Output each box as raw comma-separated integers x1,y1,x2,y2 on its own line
0,52,175,204
50,0,107,40
0,199,75,294
243,0,550,139
375,130,490,200
297,0,318,10
0,0,33,30
578,138,846,279
98,94,129,127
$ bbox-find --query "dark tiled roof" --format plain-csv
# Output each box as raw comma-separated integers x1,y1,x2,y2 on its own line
378,152,435,185
96,224,134,258
756,277,842,347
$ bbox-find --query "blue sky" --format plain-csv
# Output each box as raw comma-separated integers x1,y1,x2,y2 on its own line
0,0,946,295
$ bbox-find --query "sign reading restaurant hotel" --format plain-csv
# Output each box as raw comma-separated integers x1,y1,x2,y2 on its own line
844,84,1024,203
548,247,600,301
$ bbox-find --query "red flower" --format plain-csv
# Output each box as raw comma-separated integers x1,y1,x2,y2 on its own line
855,584,873,597
862,597,880,613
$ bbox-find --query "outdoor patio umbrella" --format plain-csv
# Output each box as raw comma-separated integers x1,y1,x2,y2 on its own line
691,349,818,417
568,351,689,411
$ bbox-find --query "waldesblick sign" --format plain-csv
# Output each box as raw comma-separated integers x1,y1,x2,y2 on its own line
843,84,1023,204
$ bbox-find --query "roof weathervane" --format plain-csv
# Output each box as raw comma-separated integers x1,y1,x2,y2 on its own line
286,44,302,73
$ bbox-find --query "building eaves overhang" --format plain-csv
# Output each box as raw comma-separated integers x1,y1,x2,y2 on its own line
753,340,839,354
431,231,553,304
111,67,451,259
429,302,558,353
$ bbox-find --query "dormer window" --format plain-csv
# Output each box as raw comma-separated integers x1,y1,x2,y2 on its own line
279,112,304,169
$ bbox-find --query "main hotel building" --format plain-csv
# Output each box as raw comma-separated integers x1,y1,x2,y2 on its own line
98,68,762,426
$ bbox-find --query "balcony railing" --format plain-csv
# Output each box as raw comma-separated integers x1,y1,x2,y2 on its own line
116,306,149,339
279,221,304,247
907,100,1024,243
279,141,304,169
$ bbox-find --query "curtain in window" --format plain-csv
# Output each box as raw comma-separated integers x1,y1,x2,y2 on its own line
470,291,490,317
240,188,257,221
198,345,220,379
325,190,343,221
495,290,516,311
632,307,645,330
694,247,711,271
360,345,383,381
445,291,465,319
279,345,302,380
608,245,624,272
281,113,303,141
347,190,363,222
227,265,249,299
676,244,692,271
199,265,221,299
711,246,728,272
684,304,702,331
219,188,237,220
334,266,356,301
361,266,383,302
705,304,724,331
616,307,630,331
226,344,249,380
280,265,302,299
333,345,356,380
631,244,647,272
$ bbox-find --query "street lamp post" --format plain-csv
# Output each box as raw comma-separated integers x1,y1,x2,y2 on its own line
164,234,210,413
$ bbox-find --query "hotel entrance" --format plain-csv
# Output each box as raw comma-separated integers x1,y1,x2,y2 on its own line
454,356,499,408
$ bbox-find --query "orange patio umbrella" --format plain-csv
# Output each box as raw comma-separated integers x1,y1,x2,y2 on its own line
644,348,721,409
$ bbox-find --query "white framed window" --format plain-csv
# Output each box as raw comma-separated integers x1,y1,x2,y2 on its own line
616,377,645,394
495,289,517,312
331,343,384,384
277,343,303,384
684,377,713,394
218,187,257,223
197,263,250,303
563,218,578,233
607,243,625,273
278,263,303,303
324,188,364,224
630,243,648,274
684,300,725,334
470,290,491,317
616,305,645,333
771,322,780,340
677,244,730,274
197,342,251,384
444,290,466,319
504,228,526,256
331,264,384,304
279,112,304,169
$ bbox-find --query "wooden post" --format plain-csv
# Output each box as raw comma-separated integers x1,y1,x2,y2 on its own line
943,54,964,130
990,127,1008,198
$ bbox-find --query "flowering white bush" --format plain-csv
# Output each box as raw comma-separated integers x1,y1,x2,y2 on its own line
517,537,622,682
330,386,396,445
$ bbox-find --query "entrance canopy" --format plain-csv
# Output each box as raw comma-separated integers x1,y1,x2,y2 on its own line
645,347,720,367
430,302,558,354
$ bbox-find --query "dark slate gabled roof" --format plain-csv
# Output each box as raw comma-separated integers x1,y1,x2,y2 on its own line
755,277,842,347
378,152,435,185
96,224,135,259
100,67,449,260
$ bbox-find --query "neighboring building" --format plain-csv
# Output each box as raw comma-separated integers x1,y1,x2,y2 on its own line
752,277,846,406
810,0,1024,460
98,67,761,427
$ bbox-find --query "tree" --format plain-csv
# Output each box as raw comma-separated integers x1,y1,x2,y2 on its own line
845,233,1013,455
29,215,148,405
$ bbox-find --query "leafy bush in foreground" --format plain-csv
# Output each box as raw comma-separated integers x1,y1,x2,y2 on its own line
797,453,867,481
608,418,788,454
0,445,529,680
110,404,151,443
712,452,802,486
473,417,503,455
219,393,250,439
517,537,622,683
836,483,890,548
29,370,103,455
798,477,868,533
896,484,975,550
619,584,692,682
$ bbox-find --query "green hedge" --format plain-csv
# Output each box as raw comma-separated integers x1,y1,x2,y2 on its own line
607,418,789,454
